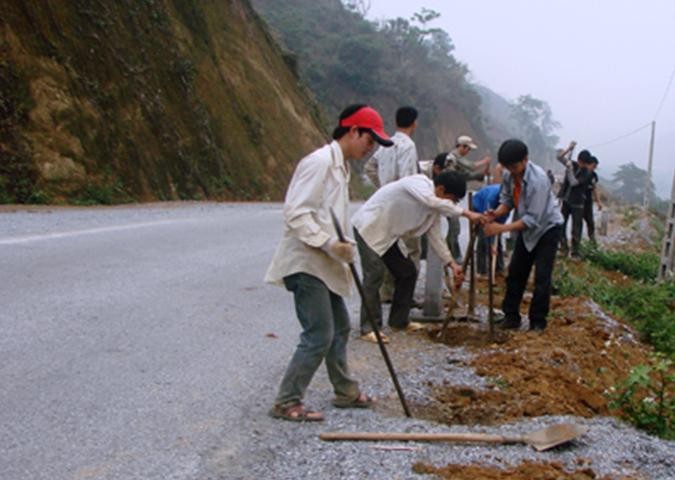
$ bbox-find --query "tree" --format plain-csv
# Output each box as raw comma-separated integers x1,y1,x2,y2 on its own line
510,95,560,165
612,162,656,205
343,0,371,17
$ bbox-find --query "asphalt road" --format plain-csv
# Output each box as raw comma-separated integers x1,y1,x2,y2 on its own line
0,203,305,479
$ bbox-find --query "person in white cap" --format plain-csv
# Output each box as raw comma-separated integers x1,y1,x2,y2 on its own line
265,104,393,422
432,135,491,262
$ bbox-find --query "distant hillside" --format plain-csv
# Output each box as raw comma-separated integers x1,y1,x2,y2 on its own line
475,84,558,169
253,0,561,167
1,0,326,203
251,0,493,160
474,84,516,144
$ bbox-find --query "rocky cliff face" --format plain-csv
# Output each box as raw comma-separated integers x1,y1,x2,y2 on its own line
1,0,326,203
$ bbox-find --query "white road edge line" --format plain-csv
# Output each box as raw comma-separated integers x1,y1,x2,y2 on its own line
0,219,192,245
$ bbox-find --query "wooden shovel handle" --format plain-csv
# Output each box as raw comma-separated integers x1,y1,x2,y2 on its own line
320,431,519,444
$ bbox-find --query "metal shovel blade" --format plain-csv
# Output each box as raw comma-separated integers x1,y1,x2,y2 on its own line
522,423,589,451
320,423,589,452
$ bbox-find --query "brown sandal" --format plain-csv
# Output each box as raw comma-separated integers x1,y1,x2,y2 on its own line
332,392,375,409
269,403,324,422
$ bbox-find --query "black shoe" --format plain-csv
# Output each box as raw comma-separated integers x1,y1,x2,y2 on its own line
529,320,547,331
498,315,522,330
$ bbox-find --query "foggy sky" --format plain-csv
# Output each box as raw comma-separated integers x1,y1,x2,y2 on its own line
366,0,675,197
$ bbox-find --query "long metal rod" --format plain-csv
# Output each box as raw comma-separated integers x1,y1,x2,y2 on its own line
488,233,495,338
329,209,411,417
467,192,476,316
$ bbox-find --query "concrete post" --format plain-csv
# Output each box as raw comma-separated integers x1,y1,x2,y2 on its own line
658,170,675,281
422,248,444,319
599,209,609,237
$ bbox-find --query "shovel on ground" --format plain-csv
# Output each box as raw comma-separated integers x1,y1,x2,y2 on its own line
320,423,588,452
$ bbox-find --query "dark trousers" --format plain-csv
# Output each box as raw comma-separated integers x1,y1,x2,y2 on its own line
502,226,561,330
355,229,417,334
446,216,462,263
476,228,504,275
583,201,596,242
561,202,584,256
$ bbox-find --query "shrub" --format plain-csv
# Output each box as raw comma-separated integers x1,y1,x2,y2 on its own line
609,355,674,440
580,242,659,282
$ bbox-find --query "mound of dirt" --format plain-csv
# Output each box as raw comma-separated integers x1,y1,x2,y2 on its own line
416,281,652,426
412,459,636,480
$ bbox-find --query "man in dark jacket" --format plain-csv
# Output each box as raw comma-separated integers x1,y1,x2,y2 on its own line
583,156,602,243
557,143,593,258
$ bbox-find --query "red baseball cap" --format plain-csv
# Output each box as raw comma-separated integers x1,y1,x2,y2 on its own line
339,106,393,147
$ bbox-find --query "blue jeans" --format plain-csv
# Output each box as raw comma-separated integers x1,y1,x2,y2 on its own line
275,273,359,407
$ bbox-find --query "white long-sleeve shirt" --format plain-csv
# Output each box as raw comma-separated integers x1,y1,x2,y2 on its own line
264,141,352,297
364,131,418,187
352,175,465,265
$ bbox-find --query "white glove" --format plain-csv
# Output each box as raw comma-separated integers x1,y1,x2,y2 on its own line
322,238,356,263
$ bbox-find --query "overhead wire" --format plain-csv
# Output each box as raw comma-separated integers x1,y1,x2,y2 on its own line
654,64,675,120
583,63,674,149
586,122,651,149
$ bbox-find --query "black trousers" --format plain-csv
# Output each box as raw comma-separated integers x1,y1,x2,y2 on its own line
446,216,462,263
355,229,417,334
583,201,596,242
561,202,583,256
502,226,561,329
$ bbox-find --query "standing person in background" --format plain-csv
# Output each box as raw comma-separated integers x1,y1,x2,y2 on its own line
364,106,419,187
432,135,491,263
557,142,593,258
364,106,421,303
483,139,563,332
583,156,602,244
265,104,393,421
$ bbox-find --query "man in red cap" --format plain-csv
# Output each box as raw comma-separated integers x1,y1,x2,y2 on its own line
265,104,393,421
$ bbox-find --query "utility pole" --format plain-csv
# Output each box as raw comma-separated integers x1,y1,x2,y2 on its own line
643,121,656,209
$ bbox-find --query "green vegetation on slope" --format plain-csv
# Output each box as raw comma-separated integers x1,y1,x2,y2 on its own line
581,242,661,282
554,255,674,356
252,0,560,165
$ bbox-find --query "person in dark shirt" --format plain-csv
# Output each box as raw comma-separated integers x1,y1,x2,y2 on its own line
583,156,602,243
